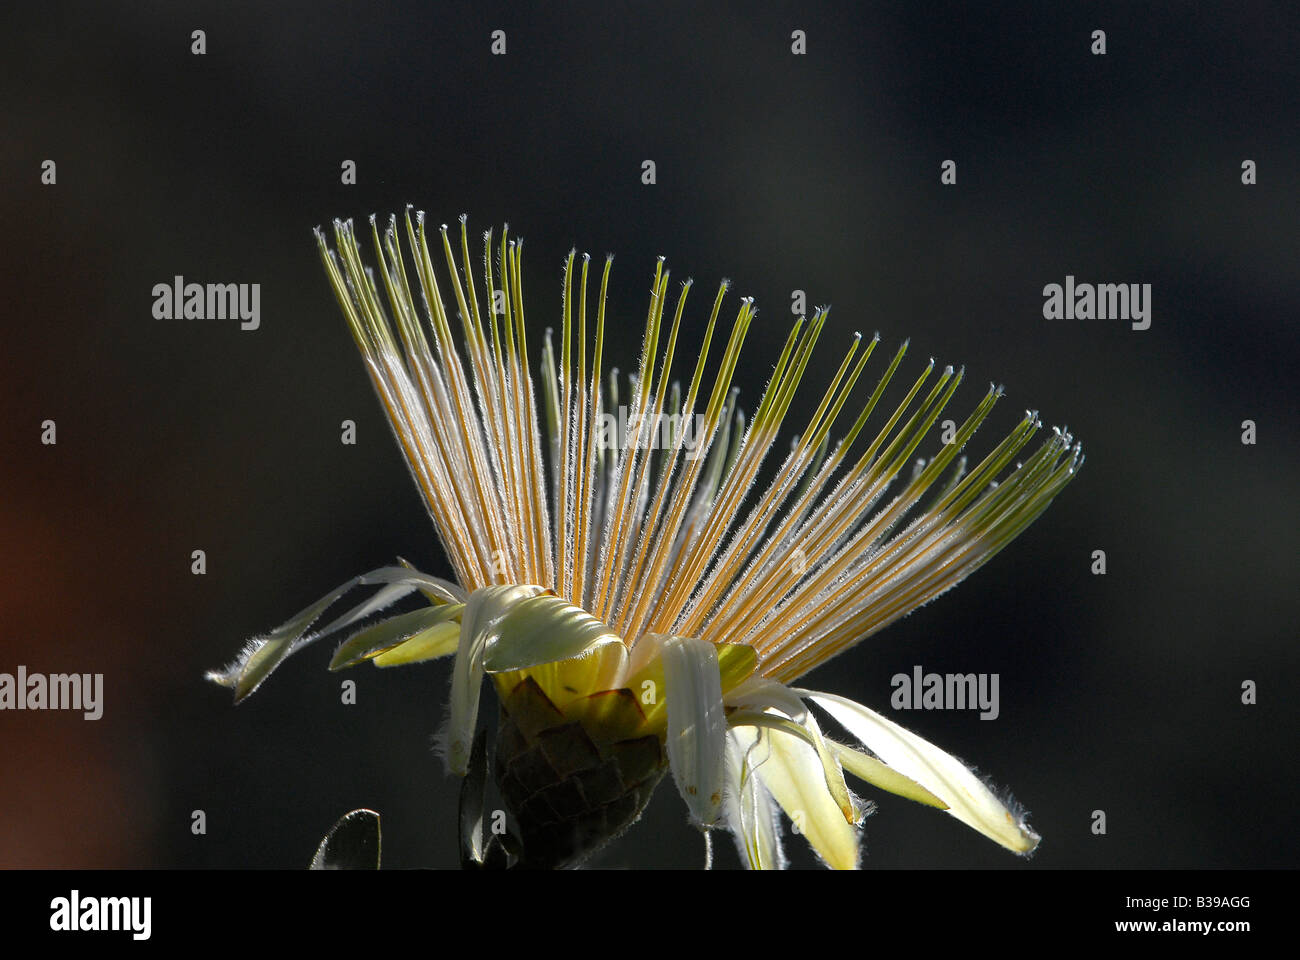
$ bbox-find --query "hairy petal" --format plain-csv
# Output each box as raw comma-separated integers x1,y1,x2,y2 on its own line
329,604,465,669
371,622,462,667
827,739,947,810
206,565,458,702
446,585,546,774
662,635,728,828
723,726,785,870
482,593,624,675
745,723,860,870
802,690,1040,854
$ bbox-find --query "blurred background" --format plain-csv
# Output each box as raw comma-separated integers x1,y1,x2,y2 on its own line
1,1,1296,869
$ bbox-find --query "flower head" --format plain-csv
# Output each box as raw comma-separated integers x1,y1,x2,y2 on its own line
209,211,1082,869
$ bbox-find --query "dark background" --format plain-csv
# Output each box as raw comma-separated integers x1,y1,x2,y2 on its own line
1,2,1296,870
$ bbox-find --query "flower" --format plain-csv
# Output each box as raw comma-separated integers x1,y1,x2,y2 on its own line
209,211,1082,869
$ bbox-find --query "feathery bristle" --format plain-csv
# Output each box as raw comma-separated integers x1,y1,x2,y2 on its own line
315,218,1081,683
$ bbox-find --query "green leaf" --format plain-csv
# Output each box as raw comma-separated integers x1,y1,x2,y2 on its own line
309,809,381,870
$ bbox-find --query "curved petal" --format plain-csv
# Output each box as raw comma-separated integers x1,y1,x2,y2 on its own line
726,708,857,825
826,739,946,810
484,594,628,712
746,723,860,870
396,556,466,605
482,593,624,675
206,565,447,702
801,690,1040,855
329,603,465,669
446,585,545,775
662,635,728,828
630,636,757,732
371,621,461,667
723,726,785,870
723,674,807,722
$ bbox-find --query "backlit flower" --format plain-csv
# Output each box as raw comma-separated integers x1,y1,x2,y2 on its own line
209,212,1082,869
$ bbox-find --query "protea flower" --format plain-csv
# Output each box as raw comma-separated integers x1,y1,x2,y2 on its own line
208,211,1082,869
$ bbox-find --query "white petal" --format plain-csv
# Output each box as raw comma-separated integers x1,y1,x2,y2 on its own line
748,723,860,870
626,631,668,677
802,690,1040,855
826,739,946,810
206,565,444,702
446,585,545,775
726,707,857,825
329,603,465,669
662,636,728,828
482,593,624,676
724,674,808,722
483,593,629,712
723,727,786,870
370,622,461,667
